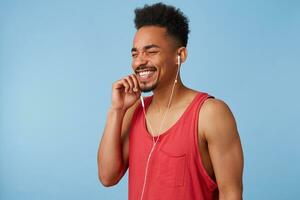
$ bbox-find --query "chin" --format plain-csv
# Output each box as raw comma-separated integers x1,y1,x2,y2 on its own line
138,76,159,93
140,82,157,93
140,85,156,93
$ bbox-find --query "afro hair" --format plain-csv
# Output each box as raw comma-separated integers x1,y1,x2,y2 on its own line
134,2,190,47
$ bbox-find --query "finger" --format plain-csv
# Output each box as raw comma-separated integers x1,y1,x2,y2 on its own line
121,79,130,93
112,79,125,90
125,75,134,93
130,74,140,92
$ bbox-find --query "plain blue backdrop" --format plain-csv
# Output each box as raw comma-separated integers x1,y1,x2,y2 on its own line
1,0,299,199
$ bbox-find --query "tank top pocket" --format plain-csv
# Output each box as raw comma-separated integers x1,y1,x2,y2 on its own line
158,148,186,187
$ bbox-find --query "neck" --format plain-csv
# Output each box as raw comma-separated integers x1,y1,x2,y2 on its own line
151,76,188,112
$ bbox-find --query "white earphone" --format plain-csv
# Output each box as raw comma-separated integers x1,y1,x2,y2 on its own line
175,55,181,83
177,55,181,66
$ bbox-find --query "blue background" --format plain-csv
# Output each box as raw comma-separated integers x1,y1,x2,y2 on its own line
1,0,299,199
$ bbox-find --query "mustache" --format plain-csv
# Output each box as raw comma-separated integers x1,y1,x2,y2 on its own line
135,65,157,72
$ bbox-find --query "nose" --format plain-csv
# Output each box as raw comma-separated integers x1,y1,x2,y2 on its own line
133,52,148,68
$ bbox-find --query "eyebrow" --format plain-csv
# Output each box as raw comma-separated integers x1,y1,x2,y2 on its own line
131,44,161,52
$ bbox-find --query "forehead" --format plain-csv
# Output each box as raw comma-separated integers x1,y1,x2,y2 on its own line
132,26,173,49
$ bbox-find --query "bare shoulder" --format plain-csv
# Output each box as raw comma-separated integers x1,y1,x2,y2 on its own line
199,98,238,141
201,98,232,117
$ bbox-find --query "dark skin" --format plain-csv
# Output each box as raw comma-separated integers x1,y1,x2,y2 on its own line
98,26,244,200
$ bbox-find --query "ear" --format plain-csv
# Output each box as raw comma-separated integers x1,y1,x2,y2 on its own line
176,47,188,65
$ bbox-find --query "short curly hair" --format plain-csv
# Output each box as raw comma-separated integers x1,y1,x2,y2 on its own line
134,2,190,47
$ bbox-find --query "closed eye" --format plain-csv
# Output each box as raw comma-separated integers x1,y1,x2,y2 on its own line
147,50,159,55
131,53,138,58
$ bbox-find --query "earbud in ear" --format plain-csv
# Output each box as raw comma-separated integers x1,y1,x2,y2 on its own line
177,55,181,66
175,55,181,84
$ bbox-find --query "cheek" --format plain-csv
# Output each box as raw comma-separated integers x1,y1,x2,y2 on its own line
131,59,137,67
156,65,168,81
131,59,141,73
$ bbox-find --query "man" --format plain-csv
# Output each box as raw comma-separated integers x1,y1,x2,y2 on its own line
98,3,243,200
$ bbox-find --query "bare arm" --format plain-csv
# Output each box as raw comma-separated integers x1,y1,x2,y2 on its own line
202,99,244,200
97,74,140,187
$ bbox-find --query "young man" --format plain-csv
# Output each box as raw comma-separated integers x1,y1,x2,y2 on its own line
98,3,243,200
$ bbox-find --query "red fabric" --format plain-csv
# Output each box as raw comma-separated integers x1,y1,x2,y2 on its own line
129,91,219,200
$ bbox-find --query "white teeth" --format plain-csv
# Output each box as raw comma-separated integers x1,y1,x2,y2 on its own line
139,71,153,76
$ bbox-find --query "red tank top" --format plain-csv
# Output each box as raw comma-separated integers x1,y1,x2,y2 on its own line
129,91,219,200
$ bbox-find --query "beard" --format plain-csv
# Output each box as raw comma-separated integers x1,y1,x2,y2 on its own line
139,80,158,93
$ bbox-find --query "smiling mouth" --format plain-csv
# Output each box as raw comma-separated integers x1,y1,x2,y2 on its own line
135,67,157,81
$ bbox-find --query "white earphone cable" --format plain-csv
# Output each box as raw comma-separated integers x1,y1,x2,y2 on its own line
139,56,181,200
